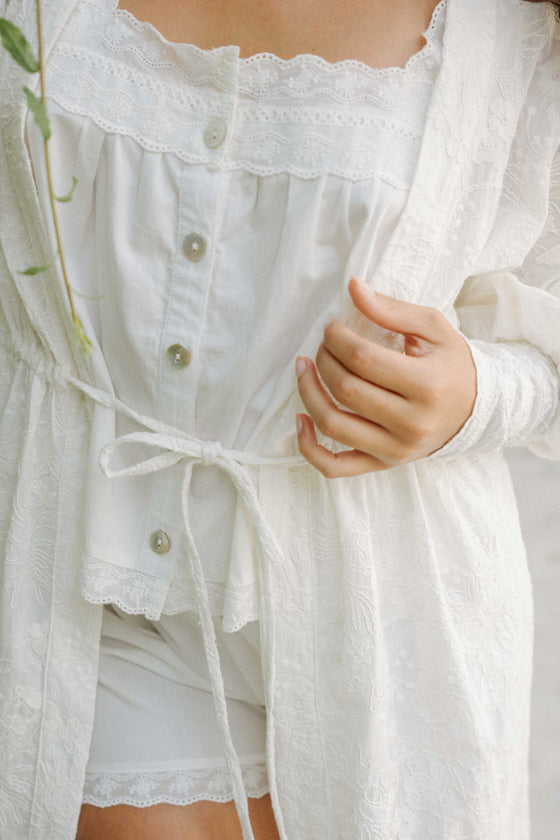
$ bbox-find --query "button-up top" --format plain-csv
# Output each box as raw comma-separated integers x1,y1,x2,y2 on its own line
25,0,456,631
2,0,560,838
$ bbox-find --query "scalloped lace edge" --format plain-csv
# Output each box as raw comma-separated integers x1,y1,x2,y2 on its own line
80,555,260,631
109,0,448,78
83,764,269,808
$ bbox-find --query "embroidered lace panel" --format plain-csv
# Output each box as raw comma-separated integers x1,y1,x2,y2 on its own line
111,0,446,80
80,557,260,630
83,764,269,808
42,0,448,182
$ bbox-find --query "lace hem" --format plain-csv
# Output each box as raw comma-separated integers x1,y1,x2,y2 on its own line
83,764,269,808
80,555,260,631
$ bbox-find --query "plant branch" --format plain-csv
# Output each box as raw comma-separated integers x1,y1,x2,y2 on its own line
35,0,92,355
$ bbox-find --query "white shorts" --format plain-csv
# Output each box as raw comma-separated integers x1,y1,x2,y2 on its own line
82,603,269,808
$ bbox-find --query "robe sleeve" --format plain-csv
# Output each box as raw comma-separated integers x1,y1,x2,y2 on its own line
426,141,560,462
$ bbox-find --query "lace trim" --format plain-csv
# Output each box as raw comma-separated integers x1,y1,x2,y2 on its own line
83,764,269,808
109,0,448,81
46,47,432,131
68,0,448,106
41,0,446,181
43,65,430,183
80,556,260,631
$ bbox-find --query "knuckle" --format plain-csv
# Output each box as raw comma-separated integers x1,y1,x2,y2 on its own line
348,343,371,373
384,298,400,317
332,376,355,405
316,410,338,439
385,441,415,466
417,367,445,405
382,444,401,466
424,306,445,331
319,462,337,479
405,418,432,447
414,430,432,450
425,379,447,406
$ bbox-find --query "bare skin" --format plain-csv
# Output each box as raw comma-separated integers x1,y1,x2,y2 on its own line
294,278,477,478
76,795,281,839
78,1,441,838
117,0,440,69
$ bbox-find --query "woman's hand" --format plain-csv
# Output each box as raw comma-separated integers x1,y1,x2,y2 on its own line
295,276,477,478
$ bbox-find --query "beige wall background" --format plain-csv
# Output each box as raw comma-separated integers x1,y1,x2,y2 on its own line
506,449,560,840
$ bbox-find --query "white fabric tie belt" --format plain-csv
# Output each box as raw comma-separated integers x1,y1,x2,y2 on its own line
55,367,304,840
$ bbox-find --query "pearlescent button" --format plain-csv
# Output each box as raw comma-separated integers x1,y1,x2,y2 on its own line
165,344,191,370
203,118,227,149
149,529,171,555
183,232,207,261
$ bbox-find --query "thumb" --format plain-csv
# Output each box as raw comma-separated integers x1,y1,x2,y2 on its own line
348,277,444,343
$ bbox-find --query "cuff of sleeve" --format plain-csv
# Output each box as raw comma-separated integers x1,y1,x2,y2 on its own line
423,336,560,462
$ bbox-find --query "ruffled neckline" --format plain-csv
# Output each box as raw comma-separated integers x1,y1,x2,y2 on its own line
44,0,448,181
109,0,448,80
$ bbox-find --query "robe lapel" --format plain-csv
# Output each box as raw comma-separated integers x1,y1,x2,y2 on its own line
360,0,498,306
257,2,501,835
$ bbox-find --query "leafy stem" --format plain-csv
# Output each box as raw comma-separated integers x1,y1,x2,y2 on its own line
33,1,92,356
0,6,93,356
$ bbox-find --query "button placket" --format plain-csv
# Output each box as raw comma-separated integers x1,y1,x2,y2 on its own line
131,55,240,582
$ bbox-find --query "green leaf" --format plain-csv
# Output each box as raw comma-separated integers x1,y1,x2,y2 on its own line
23,86,51,141
17,261,54,276
0,18,39,73
69,286,106,301
72,315,94,357
55,176,78,203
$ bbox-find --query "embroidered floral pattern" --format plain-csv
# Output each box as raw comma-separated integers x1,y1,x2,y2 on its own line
39,0,447,184
1,1,560,839
83,764,269,808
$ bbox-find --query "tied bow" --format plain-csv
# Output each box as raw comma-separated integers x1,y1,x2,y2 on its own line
54,368,303,840
98,430,295,840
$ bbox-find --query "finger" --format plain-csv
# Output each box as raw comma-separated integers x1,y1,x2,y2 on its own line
315,342,413,436
348,276,451,344
296,413,390,478
322,319,424,399
296,356,400,457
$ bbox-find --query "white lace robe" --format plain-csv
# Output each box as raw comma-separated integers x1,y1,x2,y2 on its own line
1,0,560,838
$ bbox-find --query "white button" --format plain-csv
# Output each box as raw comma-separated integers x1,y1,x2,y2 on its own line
165,344,191,370
183,232,206,261
149,529,171,555
203,118,227,149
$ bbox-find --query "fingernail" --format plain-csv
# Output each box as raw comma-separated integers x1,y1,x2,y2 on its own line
296,414,303,435
295,357,307,379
